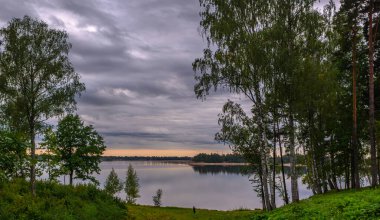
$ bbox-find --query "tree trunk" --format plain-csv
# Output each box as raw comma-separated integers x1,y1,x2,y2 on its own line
277,122,289,204
289,113,299,202
271,123,277,209
258,168,266,211
378,147,380,183
261,151,271,211
312,151,322,194
320,156,328,193
30,128,36,196
308,111,322,194
330,151,339,191
351,24,360,189
70,170,73,186
345,158,350,189
253,80,271,210
369,0,378,187
267,159,275,209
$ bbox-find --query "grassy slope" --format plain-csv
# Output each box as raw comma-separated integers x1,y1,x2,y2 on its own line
0,179,128,220
1,179,379,220
266,187,380,219
129,187,380,220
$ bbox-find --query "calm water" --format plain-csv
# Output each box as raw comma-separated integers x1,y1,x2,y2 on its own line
53,161,313,210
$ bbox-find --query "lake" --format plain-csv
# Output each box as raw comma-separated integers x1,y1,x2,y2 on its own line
55,161,313,211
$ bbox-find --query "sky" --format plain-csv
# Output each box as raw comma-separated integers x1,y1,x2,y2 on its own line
0,0,335,156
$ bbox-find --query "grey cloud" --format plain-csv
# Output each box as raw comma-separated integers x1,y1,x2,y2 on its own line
0,0,338,154
102,131,170,139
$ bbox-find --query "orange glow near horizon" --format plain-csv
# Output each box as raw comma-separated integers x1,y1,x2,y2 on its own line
102,149,222,157
36,148,231,157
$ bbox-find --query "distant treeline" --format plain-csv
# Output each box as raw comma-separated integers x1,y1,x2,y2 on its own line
101,156,192,161
101,154,306,164
275,154,306,165
191,153,305,164
192,153,245,163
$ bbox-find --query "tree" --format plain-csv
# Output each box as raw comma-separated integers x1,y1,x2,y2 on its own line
193,0,327,205
0,16,85,194
43,114,105,185
367,0,379,187
0,131,28,179
40,127,63,182
125,164,140,204
104,168,123,196
334,0,375,189
152,189,163,207
216,100,273,210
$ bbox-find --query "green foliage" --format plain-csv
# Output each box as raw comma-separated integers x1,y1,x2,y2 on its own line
125,164,140,204
152,188,162,207
192,153,245,163
0,179,128,220
104,168,123,196
42,114,106,185
39,127,63,182
0,15,85,193
0,15,85,132
0,131,28,179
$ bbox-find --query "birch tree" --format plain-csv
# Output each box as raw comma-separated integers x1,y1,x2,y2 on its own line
0,16,85,195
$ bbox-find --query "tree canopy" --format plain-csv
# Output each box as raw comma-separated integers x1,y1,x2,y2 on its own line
43,114,106,185
0,15,85,194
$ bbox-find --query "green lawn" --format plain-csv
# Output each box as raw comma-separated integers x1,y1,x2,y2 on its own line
128,187,380,220
128,205,259,220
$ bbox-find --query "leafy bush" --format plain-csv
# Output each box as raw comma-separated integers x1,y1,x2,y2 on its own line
0,179,128,220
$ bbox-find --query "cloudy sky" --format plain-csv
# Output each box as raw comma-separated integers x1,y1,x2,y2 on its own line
0,0,335,156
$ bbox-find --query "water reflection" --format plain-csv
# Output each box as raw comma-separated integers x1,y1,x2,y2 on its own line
191,165,250,175
191,164,307,176
42,161,313,210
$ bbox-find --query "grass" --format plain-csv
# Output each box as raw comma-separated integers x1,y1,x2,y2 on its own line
128,205,259,220
1,179,379,219
0,179,128,220
263,187,380,219
128,187,380,220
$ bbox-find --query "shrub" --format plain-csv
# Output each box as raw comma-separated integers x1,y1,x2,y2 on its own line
0,179,128,220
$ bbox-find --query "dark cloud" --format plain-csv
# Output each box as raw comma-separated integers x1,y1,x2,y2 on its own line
0,0,339,154
102,131,171,140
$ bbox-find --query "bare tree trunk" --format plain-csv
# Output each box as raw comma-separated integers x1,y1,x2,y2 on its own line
253,80,272,210
350,25,361,189
330,151,339,191
261,151,271,211
345,157,350,189
30,128,36,196
70,170,73,186
320,156,328,193
258,169,267,211
277,122,289,204
378,147,380,183
271,123,277,209
369,0,378,187
312,151,322,194
289,113,299,202
267,159,275,209
308,112,322,194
